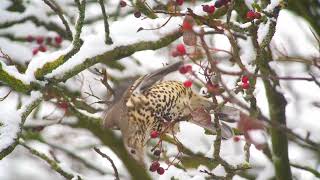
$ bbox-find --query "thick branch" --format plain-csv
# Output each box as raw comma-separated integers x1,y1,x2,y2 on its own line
53,31,182,82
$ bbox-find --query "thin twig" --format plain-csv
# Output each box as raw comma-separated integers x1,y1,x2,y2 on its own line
42,0,73,39
291,163,320,178
0,89,12,101
73,0,86,48
97,0,113,44
19,140,78,180
93,147,119,180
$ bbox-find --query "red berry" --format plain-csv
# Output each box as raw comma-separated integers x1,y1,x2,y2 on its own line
171,50,179,57
233,136,240,142
202,5,210,12
54,36,63,44
157,167,165,175
134,11,141,18
242,82,250,89
246,10,256,21
176,44,186,56
179,65,192,74
255,12,261,19
120,0,127,7
241,76,249,83
185,65,192,72
176,0,184,6
153,150,161,156
182,21,193,31
183,80,193,88
39,45,47,52
207,5,215,14
58,102,68,110
179,66,188,74
149,161,160,172
36,36,44,44
32,48,39,55
150,130,159,138
27,35,34,42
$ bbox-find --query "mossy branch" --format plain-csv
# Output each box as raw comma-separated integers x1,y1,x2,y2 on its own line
0,63,31,93
251,5,293,179
34,0,86,80
53,31,182,82
98,0,113,44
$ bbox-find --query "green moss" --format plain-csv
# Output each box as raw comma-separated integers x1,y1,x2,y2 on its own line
34,55,65,80
0,64,30,93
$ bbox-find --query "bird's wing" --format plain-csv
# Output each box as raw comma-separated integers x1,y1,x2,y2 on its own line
133,61,183,94
104,61,183,129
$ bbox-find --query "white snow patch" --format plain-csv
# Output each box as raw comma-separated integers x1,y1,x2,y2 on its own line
0,91,41,152
46,16,182,79
265,0,281,12
248,129,267,145
0,61,31,84
257,20,271,45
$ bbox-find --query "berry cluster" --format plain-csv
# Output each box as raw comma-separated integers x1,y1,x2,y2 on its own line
178,65,193,88
149,130,165,175
241,75,250,89
27,35,63,55
202,5,215,14
179,65,192,74
149,161,165,175
246,10,261,21
202,0,230,14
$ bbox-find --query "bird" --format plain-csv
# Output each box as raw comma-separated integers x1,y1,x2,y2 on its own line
103,61,235,165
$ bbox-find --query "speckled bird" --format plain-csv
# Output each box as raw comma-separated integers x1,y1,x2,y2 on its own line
103,62,233,165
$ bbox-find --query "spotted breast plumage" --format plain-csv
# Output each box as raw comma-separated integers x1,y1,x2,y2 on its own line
103,62,233,165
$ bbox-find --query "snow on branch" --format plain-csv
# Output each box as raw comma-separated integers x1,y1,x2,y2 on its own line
0,4,70,40
0,91,42,159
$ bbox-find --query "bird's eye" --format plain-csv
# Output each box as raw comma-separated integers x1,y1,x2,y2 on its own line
130,149,136,154
199,87,208,96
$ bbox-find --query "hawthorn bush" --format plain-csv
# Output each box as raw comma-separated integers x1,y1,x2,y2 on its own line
0,0,319,180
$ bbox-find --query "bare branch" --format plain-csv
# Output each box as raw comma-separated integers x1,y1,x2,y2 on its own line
42,0,73,39
93,147,119,180
97,0,113,44
19,140,79,180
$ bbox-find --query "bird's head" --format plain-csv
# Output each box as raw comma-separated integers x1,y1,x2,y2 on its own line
123,131,146,166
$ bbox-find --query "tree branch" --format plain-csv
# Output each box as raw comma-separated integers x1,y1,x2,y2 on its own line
93,147,119,180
